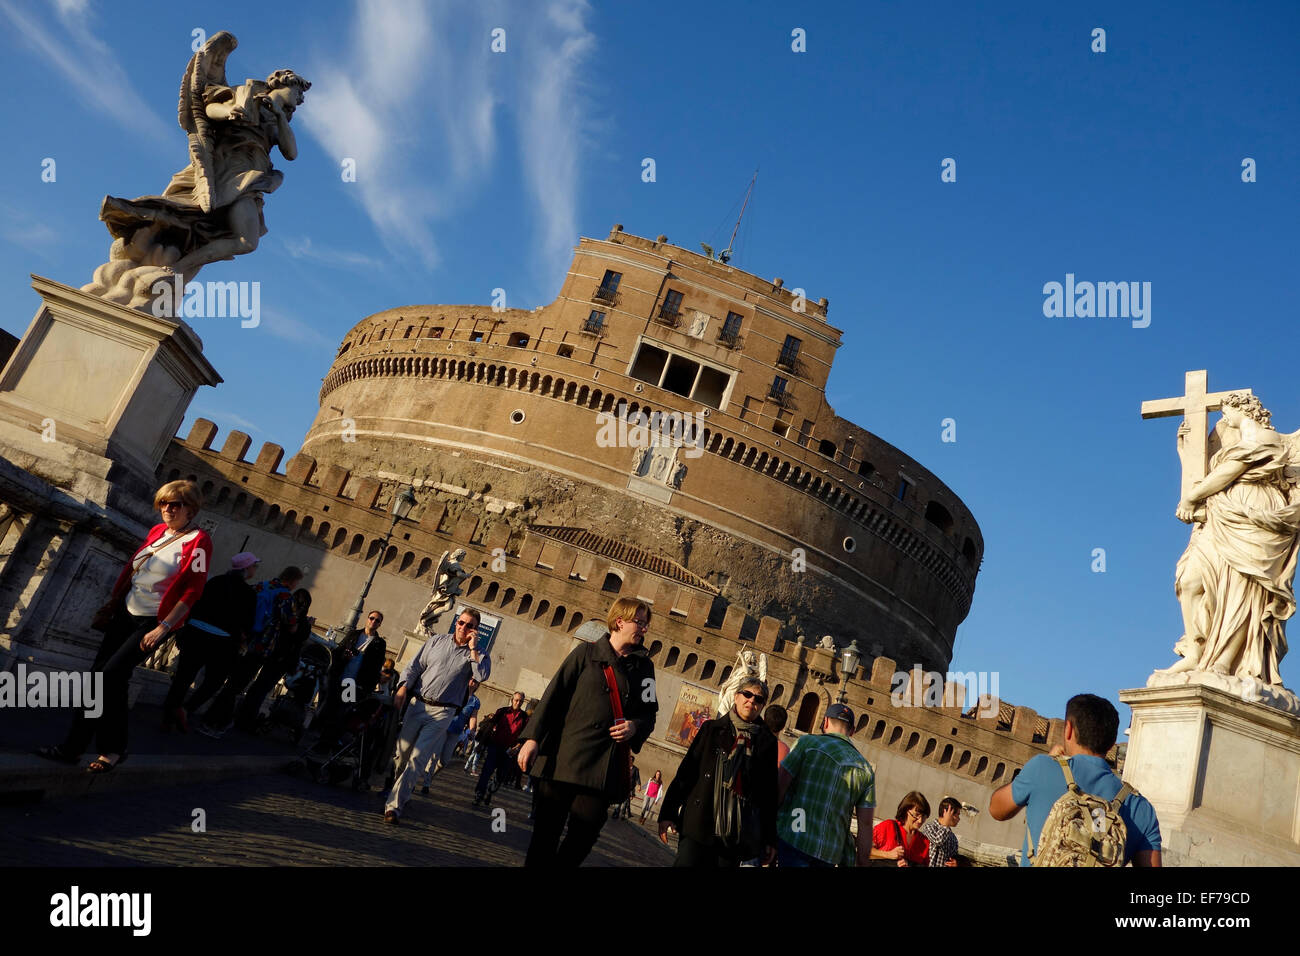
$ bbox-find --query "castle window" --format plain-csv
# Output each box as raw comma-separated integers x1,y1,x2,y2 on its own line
507,332,529,348
630,344,668,384
627,341,732,410
772,419,789,438
683,653,698,674
557,344,574,358
657,289,684,324
796,693,820,732
426,327,443,338
896,477,912,502
602,571,623,594
661,355,699,397
718,311,743,348
404,326,414,338
664,647,680,668
797,419,814,447
469,331,484,343
583,311,606,335
925,501,955,535
700,660,716,681
858,459,875,478
776,335,801,373
768,376,788,404
818,439,836,458
594,270,621,304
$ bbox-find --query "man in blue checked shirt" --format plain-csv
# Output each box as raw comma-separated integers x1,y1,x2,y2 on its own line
383,607,490,824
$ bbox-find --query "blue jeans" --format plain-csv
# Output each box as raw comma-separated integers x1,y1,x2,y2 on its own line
777,839,833,868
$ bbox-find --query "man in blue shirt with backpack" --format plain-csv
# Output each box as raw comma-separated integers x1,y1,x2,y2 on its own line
989,693,1162,867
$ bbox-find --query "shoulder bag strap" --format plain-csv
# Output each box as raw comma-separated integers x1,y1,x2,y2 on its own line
601,664,624,721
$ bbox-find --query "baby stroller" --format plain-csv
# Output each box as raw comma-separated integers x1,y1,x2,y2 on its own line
262,640,333,744
300,696,390,790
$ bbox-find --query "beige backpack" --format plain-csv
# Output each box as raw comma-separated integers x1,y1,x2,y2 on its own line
1027,755,1134,867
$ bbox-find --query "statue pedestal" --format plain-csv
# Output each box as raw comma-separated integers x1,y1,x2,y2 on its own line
1120,681,1300,865
0,276,220,672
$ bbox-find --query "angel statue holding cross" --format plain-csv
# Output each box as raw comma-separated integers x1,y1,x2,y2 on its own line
1146,379,1300,688
81,32,309,308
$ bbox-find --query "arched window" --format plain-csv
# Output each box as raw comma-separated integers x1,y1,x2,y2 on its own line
416,556,432,576
699,660,715,681
795,693,820,732
818,439,836,458
517,594,533,615
467,575,483,595
992,762,1006,782
568,611,583,632
683,653,698,673
720,666,733,686
940,744,953,765
534,599,550,620
975,756,989,777
888,726,903,747
484,581,499,603
664,647,680,668
550,605,566,628
349,533,364,555
769,682,782,702
925,501,955,535
871,720,886,740
648,640,663,658
602,572,623,594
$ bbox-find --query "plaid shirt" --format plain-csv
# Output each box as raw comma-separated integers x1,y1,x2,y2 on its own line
920,819,959,867
777,733,875,865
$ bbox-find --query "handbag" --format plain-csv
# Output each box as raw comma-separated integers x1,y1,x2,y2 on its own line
90,598,123,633
600,663,636,799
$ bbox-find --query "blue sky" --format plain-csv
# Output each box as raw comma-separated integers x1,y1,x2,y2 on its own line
1,0,1297,723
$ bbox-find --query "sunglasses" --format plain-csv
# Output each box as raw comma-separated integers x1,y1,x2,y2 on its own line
159,501,186,510
738,690,766,705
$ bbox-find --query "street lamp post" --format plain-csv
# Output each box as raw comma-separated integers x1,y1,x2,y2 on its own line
339,485,417,638
837,640,860,704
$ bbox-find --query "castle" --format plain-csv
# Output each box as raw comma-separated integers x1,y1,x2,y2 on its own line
144,226,1055,851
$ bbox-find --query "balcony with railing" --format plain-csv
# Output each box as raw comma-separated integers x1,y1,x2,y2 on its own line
655,304,682,329
581,314,606,337
767,379,790,407
716,327,743,349
775,351,804,377
591,283,620,306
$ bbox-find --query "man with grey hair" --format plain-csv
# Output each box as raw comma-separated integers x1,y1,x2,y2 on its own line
659,676,778,866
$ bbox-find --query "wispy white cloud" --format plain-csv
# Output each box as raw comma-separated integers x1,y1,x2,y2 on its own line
303,0,596,282
0,0,171,143
192,408,265,436
0,202,60,247
258,306,337,351
280,236,386,272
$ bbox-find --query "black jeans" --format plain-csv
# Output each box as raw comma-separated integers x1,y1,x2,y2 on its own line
525,779,609,867
164,626,236,713
474,744,508,799
60,610,156,757
235,651,296,729
203,652,265,729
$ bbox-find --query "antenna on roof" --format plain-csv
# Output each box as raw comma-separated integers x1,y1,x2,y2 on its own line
719,169,757,265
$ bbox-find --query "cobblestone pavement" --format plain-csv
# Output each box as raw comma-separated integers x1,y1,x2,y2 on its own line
0,760,676,867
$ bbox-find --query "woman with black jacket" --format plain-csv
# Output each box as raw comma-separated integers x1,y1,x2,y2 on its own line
517,597,658,867
658,677,779,867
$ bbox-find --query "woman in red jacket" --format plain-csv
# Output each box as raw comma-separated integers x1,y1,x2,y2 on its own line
872,791,933,867
36,480,211,772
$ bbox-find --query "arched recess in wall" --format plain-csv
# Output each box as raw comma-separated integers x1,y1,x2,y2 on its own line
568,611,583,632
517,594,533,615
795,693,820,732
467,575,483,595
534,599,550,621
664,647,680,668
699,660,715,681
399,552,415,574
647,640,663,659
682,652,698,674
416,556,432,577
719,665,733,686
333,529,348,549
349,534,364,556
550,605,566,628
484,581,499,603
602,572,623,594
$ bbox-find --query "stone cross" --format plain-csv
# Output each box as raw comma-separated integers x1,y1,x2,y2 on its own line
1140,370,1252,500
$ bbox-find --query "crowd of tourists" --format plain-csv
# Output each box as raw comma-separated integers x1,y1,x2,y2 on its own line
33,479,1162,868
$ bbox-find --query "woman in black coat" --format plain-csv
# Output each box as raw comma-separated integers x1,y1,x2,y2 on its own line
659,677,778,867
517,597,658,867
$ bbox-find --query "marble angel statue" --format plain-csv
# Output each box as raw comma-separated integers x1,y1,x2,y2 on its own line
716,647,768,716
1161,393,1300,686
417,549,470,636
82,31,310,308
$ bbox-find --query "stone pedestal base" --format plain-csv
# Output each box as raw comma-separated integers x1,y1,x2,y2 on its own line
1120,681,1300,866
0,276,220,672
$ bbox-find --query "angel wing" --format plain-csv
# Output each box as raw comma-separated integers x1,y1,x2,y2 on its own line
177,31,238,213
431,550,453,591
757,653,767,685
